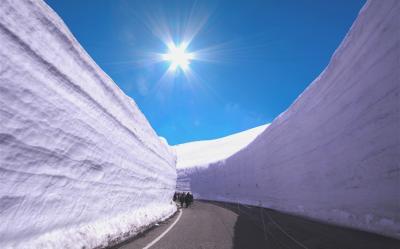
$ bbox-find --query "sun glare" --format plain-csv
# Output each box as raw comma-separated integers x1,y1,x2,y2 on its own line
163,43,194,71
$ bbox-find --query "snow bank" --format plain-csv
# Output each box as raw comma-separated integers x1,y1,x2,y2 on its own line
174,124,268,192
179,0,400,239
0,1,176,248
174,124,269,169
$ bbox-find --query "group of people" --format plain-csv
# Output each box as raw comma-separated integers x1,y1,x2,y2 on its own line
173,192,193,208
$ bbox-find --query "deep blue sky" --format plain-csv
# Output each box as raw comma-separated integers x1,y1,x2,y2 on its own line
45,0,365,145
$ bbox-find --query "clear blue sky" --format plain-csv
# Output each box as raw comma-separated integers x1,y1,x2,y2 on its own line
45,0,365,145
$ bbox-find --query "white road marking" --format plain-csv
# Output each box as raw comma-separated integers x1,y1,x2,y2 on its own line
142,209,183,249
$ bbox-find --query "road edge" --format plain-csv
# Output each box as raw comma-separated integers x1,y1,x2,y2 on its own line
103,205,180,249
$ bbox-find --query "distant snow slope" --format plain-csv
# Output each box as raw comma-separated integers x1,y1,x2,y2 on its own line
179,0,400,239
174,124,269,169
174,124,268,192
0,1,176,249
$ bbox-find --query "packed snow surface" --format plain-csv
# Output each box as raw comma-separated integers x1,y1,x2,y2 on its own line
174,124,269,169
174,124,268,192
178,0,400,239
0,1,176,249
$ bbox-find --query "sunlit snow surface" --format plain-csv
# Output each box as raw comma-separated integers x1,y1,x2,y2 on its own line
174,124,269,169
176,0,400,239
174,124,268,192
0,1,176,248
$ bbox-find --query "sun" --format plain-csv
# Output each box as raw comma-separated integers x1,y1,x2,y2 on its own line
162,43,194,71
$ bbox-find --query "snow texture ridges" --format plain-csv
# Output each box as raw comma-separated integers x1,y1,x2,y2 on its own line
180,0,400,239
0,1,176,248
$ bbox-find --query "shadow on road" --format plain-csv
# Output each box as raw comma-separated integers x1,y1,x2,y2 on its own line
207,201,400,249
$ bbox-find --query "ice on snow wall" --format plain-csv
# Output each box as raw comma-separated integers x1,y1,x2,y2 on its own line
183,0,400,239
0,1,176,248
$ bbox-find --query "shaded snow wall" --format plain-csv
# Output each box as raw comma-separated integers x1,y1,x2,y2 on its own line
0,1,176,248
184,0,400,238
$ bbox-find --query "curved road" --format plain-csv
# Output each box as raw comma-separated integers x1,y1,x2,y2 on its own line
113,201,400,249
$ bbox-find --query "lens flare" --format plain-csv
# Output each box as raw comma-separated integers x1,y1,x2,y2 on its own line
162,43,194,71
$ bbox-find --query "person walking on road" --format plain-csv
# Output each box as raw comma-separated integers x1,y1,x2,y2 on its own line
185,192,193,208
179,192,185,208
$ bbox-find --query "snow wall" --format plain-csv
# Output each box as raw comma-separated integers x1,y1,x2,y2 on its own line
175,124,269,192
181,0,400,239
0,1,176,248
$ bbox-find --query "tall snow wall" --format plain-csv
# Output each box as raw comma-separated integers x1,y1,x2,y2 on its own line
0,1,176,248
183,0,400,239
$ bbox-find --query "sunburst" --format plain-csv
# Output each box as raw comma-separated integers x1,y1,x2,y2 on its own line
162,42,194,72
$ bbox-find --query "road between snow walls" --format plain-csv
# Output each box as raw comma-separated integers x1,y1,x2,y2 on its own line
0,1,177,249
176,0,400,240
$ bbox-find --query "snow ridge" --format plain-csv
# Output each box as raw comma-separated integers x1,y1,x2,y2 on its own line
174,124,268,192
178,0,400,239
0,1,176,248
174,124,269,169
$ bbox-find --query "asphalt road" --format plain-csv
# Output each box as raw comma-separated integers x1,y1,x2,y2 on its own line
113,200,400,249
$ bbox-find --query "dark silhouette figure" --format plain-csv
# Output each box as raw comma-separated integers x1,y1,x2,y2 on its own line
179,192,186,208
185,192,193,208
